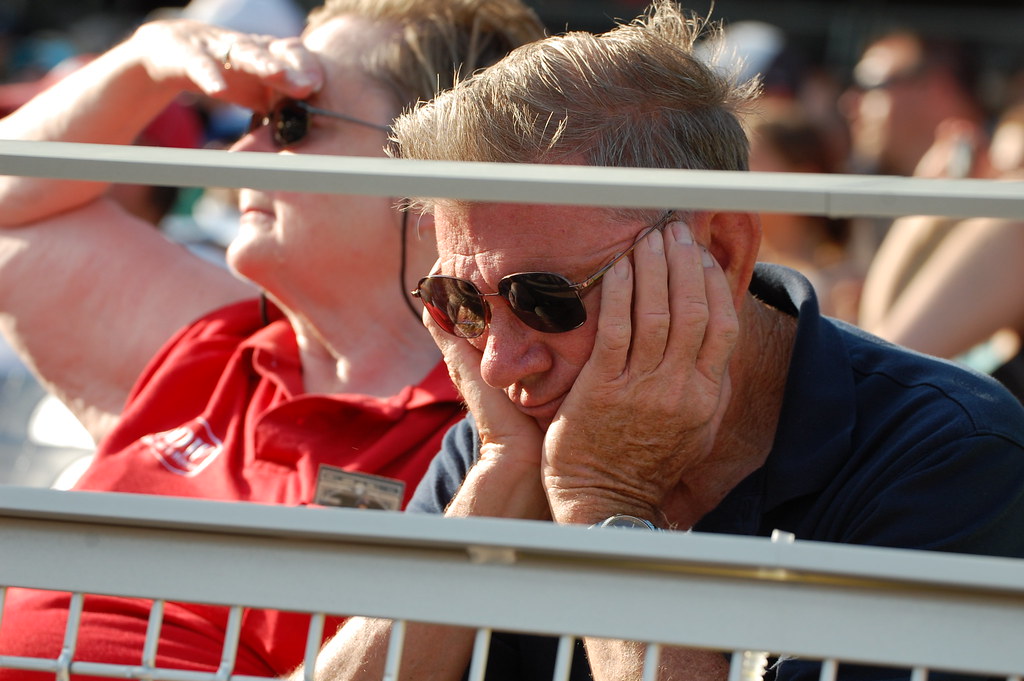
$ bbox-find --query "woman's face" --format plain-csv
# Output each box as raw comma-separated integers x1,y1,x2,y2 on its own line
226,15,408,317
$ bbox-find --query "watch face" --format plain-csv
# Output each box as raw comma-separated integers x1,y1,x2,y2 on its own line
597,514,659,530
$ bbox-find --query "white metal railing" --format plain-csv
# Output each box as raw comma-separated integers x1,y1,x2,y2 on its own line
1,486,1024,680
1,140,1024,679
1,139,1022,219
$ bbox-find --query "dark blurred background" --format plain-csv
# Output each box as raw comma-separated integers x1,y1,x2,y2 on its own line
3,1,1023,88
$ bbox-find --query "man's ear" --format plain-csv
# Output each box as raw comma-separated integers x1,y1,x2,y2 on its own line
706,211,762,307
411,210,436,241
404,209,439,278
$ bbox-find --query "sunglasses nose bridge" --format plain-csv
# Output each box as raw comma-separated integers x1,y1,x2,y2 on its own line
481,290,541,340
478,289,507,329
453,288,531,339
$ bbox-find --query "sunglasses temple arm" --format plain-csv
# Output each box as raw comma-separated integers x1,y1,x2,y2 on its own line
572,215,672,291
298,102,391,133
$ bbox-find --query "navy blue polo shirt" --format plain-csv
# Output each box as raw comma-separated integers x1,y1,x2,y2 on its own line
408,264,1024,681
700,264,1024,555
411,263,1024,556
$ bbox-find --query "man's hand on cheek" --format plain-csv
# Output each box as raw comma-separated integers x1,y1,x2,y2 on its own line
424,315,544,464
541,220,738,528
425,314,550,522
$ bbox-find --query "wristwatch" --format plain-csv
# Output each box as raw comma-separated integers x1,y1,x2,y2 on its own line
591,514,661,530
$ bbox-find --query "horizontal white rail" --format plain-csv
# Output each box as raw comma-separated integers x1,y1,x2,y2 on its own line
1,140,1022,219
1,486,1023,677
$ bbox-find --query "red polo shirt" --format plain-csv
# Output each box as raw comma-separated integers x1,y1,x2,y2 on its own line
0,299,464,680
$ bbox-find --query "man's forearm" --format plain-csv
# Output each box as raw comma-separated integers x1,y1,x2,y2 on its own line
304,616,475,681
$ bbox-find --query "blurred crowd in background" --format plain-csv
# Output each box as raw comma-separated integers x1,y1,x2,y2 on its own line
2,0,1024,486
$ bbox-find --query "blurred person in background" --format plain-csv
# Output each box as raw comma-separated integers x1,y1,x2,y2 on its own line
0,0,544,676
859,101,1024,400
703,19,850,166
746,101,861,322
839,29,991,276
841,29,988,178
703,20,861,322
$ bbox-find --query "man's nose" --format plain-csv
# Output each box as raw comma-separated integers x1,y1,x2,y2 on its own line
477,307,551,390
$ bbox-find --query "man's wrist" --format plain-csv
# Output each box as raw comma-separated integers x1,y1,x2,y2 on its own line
545,482,668,528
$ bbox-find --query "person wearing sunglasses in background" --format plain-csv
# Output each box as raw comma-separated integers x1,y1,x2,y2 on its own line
304,3,1024,680
0,0,544,677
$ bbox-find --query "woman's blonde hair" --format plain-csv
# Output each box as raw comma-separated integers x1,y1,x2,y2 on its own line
306,0,546,109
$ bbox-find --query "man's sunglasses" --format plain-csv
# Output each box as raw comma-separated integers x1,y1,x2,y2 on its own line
249,98,390,148
413,210,676,338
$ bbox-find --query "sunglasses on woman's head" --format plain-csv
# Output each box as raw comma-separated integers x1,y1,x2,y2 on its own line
249,98,390,149
413,210,677,338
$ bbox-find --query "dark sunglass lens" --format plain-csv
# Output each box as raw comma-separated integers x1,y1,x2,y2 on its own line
501,273,585,333
273,101,310,147
418,277,488,338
